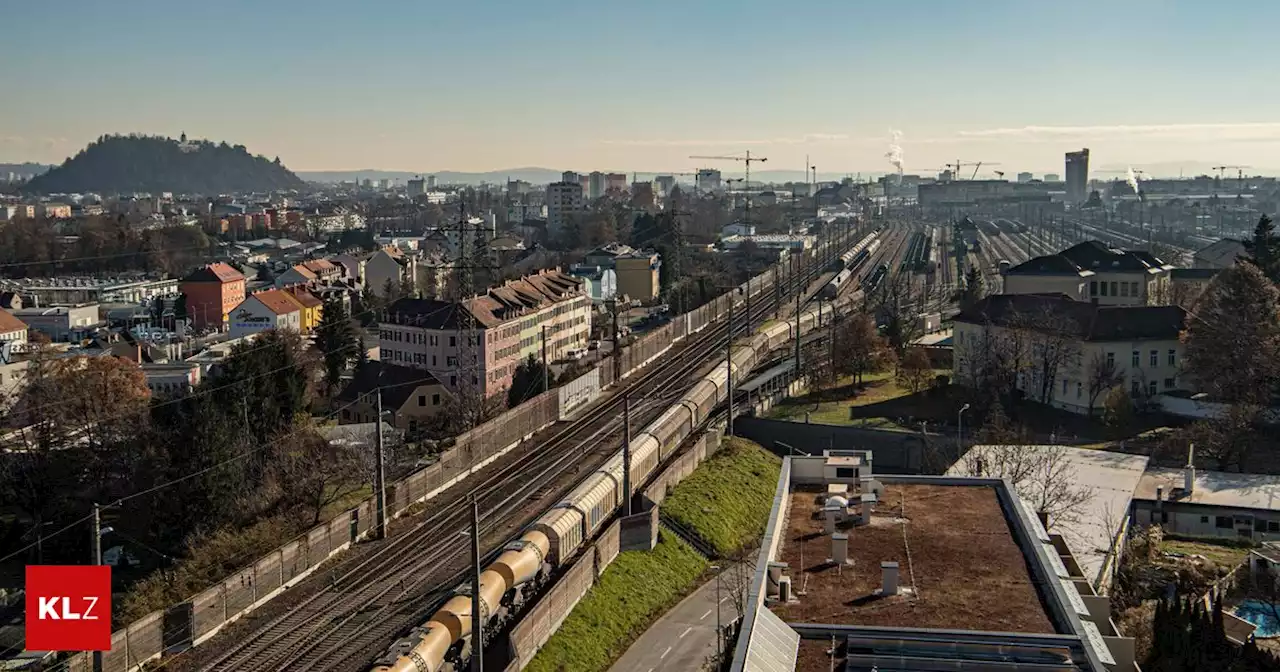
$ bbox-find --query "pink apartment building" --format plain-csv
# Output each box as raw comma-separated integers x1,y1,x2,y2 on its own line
379,269,590,398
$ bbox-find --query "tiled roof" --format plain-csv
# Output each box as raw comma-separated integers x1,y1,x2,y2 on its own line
302,259,337,274
1059,240,1166,273
955,293,1185,342
384,269,585,330
289,265,319,281
335,361,442,408
1007,255,1090,276
285,288,323,308
184,262,246,284
0,309,27,335
251,289,303,316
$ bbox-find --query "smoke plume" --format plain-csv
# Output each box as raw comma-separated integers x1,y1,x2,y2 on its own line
885,129,905,174
1126,166,1142,196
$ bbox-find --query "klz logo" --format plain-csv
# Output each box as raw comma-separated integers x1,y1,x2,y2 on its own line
25,565,112,651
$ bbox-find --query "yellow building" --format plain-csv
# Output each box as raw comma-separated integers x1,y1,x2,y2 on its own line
283,288,324,334
615,251,661,303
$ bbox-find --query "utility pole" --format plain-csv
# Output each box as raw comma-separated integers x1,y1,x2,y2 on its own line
726,289,735,437
375,391,387,539
469,494,484,672
541,324,549,392
91,503,103,672
623,392,632,516
611,298,622,382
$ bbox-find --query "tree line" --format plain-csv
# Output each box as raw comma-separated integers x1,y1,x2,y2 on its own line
0,214,216,277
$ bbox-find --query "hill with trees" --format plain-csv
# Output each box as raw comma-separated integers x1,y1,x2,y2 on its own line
24,134,307,194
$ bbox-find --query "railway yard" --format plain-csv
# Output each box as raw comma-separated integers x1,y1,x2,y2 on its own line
141,227,881,672
75,214,1138,672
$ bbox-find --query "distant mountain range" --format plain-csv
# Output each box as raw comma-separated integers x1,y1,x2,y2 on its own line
23,135,307,194
0,162,54,176
299,167,876,186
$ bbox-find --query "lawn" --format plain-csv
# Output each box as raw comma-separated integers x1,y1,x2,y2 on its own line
525,535,708,672
1160,538,1252,569
766,370,948,428
660,437,782,557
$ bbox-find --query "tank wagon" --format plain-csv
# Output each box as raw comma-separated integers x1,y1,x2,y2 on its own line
371,281,862,672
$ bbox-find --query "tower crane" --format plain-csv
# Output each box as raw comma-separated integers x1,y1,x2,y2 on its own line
1212,165,1251,181
994,170,1005,180
945,160,1002,180
691,151,769,226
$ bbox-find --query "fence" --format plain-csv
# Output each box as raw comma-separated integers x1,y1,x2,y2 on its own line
66,258,800,672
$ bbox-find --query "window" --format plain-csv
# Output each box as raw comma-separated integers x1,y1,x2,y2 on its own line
1120,282,1129,297
1106,352,1115,367
1131,282,1139,297
446,356,457,367
432,355,438,366
1131,380,1140,396
1148,380,1157,396
1168,349,1176,366
432,393,441,405
836,467,856,479
1216,516,1233,529
450,375,457,386
1132,350,1140,368
1090,281,1098,296
1164,378,1175,389
1270,521,1280,533
418,395,426,407
1150,350,1158,366
1256,519,1268,532
1201,516,1209,524
1076,382,1082,399
1110,281,1118,296
1062,379,1068,395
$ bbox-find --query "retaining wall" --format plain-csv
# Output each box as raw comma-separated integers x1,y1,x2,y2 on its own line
733,416,927,473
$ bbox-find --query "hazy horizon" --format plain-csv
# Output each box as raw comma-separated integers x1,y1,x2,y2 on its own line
4,0,1280,177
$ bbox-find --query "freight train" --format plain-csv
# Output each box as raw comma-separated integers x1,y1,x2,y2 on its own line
371,274,862,672
821,236,881,300
829,229,882,272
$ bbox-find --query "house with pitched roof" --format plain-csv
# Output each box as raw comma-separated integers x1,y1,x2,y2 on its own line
179,262,246,331
379,268,589,396
281,287,324,333
229,289,302,338
334,361,449,434
1003,240,1173,306
953,293,1189,414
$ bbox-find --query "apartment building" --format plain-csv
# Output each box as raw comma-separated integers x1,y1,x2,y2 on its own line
546,181,584,240
365,247,416,298
229,289,302,338
180,262,247,331
1002,240,1173,306
379,269,589,397
614,250,661,302
335,361,449,434
953,293,1188,415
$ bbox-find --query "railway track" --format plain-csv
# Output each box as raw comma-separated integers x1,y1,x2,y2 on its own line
178,239,845,672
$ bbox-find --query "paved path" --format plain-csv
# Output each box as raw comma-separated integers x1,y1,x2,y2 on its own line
608,566,745,672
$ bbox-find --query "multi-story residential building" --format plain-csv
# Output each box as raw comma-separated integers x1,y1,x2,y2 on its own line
39,203,72,219
605,173,627,193
546,181,585,240
507,203,547,223
1002,240,1173,306
379,269,589,397
696,169,722,193
180,262,247,331
330,253,365,283
282,288,323,333
653,175,676,197
1193,238,1245,269
12,304,100,342
364,247,416,298
953,293,1188,415
0,309,28,349
275,264,318,288
229,289,302,338
615,250,662,302
587,171,606,200
407,177,425,198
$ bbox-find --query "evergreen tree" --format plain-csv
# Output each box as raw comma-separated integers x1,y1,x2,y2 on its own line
173,292,189,323
507,354,550,408
960,266,985,311
316,297,358,394
357,334,369,366
1242,214,1280,284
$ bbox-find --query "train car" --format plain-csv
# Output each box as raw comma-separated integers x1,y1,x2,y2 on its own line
821,268,853,300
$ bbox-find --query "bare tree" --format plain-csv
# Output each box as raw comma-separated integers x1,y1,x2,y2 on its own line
873,270,923,360
267,422,369,525
1010,307,1081,406
960,442,1094,532
1086,351,1124,416
833,312,894,386
897,347,932,394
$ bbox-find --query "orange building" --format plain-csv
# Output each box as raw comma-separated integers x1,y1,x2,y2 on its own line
180,262,247,331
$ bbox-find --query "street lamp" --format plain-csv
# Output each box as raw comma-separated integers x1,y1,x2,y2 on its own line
958,403,971,451
709,564,723,660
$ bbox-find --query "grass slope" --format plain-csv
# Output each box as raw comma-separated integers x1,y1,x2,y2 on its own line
526,535,707,672
661,437,781,557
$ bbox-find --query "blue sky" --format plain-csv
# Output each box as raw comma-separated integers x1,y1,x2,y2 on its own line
3,0,1279,175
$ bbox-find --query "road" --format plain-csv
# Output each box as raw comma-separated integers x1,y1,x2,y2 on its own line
608,565,747,672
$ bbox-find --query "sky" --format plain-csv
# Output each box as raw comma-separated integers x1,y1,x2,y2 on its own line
3,0,1280,176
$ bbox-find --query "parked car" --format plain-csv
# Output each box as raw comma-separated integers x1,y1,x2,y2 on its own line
588,340,601,351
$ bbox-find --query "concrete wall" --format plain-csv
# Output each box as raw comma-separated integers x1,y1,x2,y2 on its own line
733,416,927,473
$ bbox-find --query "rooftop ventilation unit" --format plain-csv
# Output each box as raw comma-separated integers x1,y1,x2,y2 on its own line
777,575,793,602
880,561,899,596
829,533,850,566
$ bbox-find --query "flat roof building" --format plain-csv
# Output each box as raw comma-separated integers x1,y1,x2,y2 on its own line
729,449,1131,672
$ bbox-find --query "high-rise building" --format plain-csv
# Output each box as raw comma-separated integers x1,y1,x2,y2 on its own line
561,171,580,184
427,175,438,189
654,175,676,197
605,173,627,193
546,181,585,239
1017,172,1033,183
407,177,426,198
587,171,606,200
696,168,722,193
1065,149,1090,203
1045,173,1061,182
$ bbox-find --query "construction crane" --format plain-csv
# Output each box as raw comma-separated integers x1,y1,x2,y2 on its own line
691,151,769,227
1213,165,1251,181
945,160,1003,180
994,170,1005,180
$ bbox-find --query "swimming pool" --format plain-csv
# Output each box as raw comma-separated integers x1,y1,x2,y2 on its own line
1234,600,1280,637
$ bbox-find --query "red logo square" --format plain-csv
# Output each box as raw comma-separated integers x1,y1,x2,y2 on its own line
25,565,112,652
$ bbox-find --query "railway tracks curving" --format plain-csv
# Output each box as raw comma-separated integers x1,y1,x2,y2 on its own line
176,241,843,672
